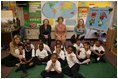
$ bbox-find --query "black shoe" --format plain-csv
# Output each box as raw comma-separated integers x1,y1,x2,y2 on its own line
100,58,106,63
92,60,98,63
21,72,29,78
15,67,20,72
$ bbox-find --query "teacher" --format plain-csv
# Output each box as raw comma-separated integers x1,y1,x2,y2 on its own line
71,19,86,44
55,17,67,45
39,19,52,46
2,35,22,67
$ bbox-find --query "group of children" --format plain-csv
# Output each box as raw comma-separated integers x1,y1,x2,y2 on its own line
14,38,105,78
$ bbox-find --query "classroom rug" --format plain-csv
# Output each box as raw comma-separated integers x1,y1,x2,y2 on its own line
7,57,117,78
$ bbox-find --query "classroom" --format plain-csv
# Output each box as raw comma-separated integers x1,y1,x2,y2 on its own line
1,0,117,78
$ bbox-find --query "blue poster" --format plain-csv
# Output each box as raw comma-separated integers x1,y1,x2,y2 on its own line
42,1,77,18
86,8,109,30
66,19,76,25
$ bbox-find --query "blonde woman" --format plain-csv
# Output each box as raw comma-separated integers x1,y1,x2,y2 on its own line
55,17,67,45
2,35,22,67
71,19,86,44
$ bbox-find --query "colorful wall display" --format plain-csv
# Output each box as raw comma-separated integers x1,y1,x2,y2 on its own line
78,7,89,24
42,1,77,18
86,8,109,30
23,1,41,28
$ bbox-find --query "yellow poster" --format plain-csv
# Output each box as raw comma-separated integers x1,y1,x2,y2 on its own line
78,2,110,7
49,19,54,26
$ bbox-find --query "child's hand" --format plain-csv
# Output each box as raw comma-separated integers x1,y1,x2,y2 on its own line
76,49,80,53
70,55,74,58
78,56,81,59
22,62,26,64
51,62,55,67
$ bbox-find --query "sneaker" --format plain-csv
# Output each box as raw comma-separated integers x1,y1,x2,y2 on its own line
97,57,100,61
21,72,29,78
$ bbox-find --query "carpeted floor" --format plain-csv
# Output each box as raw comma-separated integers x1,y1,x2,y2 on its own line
7,56,117,78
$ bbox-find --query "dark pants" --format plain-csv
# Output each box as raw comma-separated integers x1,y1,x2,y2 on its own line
20,62,35,73
1,54,20,67
63,63,84,78
79,58,87,62
71,34,85,44
41,70,64,78
34,57,49,65
93,50,105,61
39,35,51,47
58,58,66,67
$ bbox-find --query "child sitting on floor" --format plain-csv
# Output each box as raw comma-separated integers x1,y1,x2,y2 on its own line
24,39,35,49
63,45,84,78
15,43,35,78
35,44,49,65
15,43,24,67
53,44,66,66
54,40,65,51
41,53,64,78
73,39,83,53
38,38,52,57
76,42,91,64
92,40,105,63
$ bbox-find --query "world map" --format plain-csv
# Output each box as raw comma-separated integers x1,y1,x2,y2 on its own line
42,1,77,18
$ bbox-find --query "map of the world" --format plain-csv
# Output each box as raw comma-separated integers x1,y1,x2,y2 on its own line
42,1,77,18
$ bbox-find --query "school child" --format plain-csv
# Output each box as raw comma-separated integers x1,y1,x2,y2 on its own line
90,40,95,51
15,43,35,78
38,38,52,57
54,40,65,51
73,39,83,53
76,42,91,64
63,45,84,78
35,44,49,64
15,43,24,67
24,39,35,49
53,44,66,66
41,53,64,78
92,40,105,63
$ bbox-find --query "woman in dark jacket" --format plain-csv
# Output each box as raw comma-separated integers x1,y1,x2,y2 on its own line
39,19,52,46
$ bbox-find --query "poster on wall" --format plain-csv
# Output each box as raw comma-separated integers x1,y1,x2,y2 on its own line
23,1,41,28
78,2,110,7
42,1,77,18
78,7,89,24
86,8,109,30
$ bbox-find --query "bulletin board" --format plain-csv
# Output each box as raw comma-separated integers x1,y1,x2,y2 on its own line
86,8,110,31
23,1,41,28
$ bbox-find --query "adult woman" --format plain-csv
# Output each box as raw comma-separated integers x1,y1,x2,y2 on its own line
39,19,52,46
55,17,67,45
71,19,86,44
2,35,22,67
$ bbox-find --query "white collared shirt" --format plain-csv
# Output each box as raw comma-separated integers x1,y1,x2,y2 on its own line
31,44,35,49
45,60,62,72
22,49,35,58
79,48,91,59
38,44,52,54
15,49,23,58
36,49,48,58
65,52,79,68
93,45,105,53
73,43,83,50
90,44,95,51
53,50,65,60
